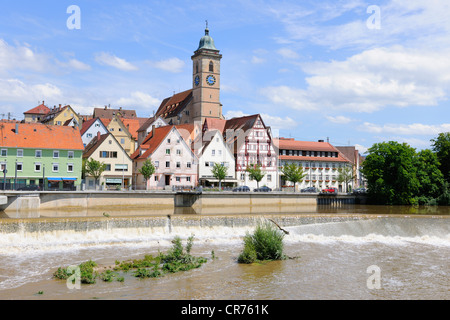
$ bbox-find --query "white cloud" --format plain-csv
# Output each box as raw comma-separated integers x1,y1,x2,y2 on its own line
359,122,450,136
0,79,62,102
251,56,266,64
277,47,299,59
95,52,138,71
66,59,91,71
224,110,297,130
326,115,354,124
263,46,450,113
116,91,160,108
151,57,185,73
354,143,368,154
0,39,50,74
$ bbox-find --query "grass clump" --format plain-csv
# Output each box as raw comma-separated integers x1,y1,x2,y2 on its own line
53,235,208,284
238,221,287,264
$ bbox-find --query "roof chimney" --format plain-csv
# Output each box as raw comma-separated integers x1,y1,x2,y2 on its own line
318,139,324,142
97,131,101,141
15,123,19,134
152,124,156,137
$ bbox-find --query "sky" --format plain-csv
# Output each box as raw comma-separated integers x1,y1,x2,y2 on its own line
1,0,450,154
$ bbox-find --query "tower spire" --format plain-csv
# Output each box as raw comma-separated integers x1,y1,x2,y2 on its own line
205,20,209,35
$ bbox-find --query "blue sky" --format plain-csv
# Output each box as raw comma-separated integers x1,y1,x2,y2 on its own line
1,0,450,154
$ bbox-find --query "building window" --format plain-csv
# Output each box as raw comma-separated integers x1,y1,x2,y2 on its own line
154,161,159,168
56,121,61,125
16,162,23,171
115,164,128,171
105,164,111,171
166,149,170,155
67,163,74,172
1,149,6,157
267,174,272,182
68,151,74,159
187,162,191,168
154,175,159,182
176,177,181,182
209,61,214,72
176,149,181,155
53,150,59,158
0,162,6,171
186,177,191,182
167,139,171,144
87,133,92,138
120,138,125,144
166,161,170,168
176,162,181,168
17,149,23,157
34,163,41,172
52,163,59,172
212,149,215,156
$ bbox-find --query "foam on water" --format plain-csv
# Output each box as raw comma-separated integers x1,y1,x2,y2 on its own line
0,216,449,255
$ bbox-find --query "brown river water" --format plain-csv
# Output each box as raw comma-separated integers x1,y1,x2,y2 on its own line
0,205,448,300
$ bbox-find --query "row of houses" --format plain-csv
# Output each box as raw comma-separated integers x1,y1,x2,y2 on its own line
0,105,364,192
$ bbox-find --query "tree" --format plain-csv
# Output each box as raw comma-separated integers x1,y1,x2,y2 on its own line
416,149,445,203
246,164,265,189
84,158,107,190
337,165,355,193
280,163,306,192
211,162,228,190
139,159,156,190
361,141,419,205
431,132,450,183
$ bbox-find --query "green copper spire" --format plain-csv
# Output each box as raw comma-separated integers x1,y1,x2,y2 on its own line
196,21,218,51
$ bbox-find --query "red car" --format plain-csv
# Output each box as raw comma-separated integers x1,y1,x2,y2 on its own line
321,187,337,194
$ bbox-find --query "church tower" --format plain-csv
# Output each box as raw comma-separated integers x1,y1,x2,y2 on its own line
191,23,223,125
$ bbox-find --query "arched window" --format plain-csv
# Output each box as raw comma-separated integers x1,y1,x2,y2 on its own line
209,61,214,72
196,62,199,74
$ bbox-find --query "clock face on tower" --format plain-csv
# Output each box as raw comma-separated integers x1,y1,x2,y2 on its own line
206,74,216,86
194,75,200,86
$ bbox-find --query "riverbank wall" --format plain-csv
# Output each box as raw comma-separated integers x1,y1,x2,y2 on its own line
0,191,361,218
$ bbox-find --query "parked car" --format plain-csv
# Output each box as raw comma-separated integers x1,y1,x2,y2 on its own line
17,185,41,191
254,186,272,192
232,186,250,192
321,187,337,194
301,187,318,193
353,187,367,194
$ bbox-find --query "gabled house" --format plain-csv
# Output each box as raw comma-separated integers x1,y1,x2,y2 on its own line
203,114,277,189
136,116,168,146
102,114,135,156
196,129,236,187
23,101,50,123
131,125,198,190
0,121,84,190
41,104,81,128
82,132,133,190
80,117,109,147
93,106,137,119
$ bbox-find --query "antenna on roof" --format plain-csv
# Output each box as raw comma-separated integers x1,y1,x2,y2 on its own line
327,137,329,143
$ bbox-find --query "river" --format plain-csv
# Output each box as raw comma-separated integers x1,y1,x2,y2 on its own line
0,205,448,300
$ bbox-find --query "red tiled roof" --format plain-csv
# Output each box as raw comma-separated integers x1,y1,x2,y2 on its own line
275,138,341,152
24,103,50,115
0,121,84,150
155,89,193,119
83,133,110,158
121,117,148,139
279,155,350,163
203,118,226,133
132,125,173,160
80,118,99,135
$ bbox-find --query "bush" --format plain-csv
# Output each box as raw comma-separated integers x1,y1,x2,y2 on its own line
238,221,286,264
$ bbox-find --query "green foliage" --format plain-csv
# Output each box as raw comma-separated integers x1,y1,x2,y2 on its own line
139,159,156,189
431,132,450,183
211,163,228,189
84,158,107,188
337,166,355,193
246,164,266,188
238,221,286,264
363,138,449,206
54,236,208,284
280,163,306,191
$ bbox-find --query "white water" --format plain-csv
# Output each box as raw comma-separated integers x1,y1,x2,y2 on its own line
0,215,449,299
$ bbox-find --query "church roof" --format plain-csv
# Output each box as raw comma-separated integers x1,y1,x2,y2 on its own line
155,89,193,119
196,27,218,51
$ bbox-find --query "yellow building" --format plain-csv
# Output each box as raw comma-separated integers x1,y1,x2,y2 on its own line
101,115,136,156
41,105,81,127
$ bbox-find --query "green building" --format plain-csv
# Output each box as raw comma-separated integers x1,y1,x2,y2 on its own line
0,121,84,190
